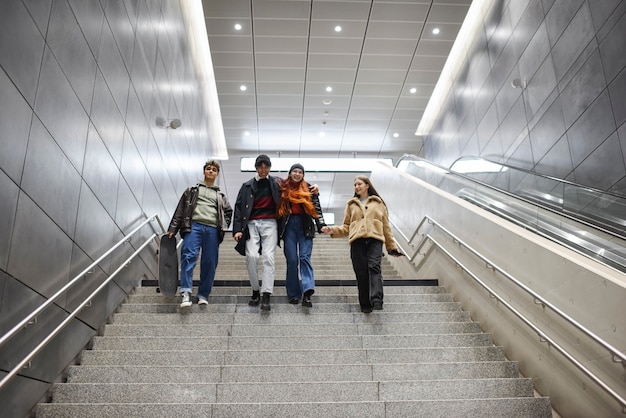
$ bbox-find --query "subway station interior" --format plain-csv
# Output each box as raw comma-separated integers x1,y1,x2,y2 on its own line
1,0,625,417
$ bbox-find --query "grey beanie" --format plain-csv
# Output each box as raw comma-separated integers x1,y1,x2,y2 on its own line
289,163,305,175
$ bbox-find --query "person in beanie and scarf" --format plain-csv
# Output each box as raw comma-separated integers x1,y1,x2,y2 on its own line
277,163,327,307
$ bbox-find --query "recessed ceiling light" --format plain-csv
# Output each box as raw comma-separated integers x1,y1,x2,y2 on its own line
240,85,247,91
322,99,332,105
234,23,242,31
393,133,399,138
432,27,440,35
244,131,250,136
325,86,333,92
410,87,417,94
334,26,342,32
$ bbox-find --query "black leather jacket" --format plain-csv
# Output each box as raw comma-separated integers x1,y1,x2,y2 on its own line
277,181,327,241
168,185,233,242
232,175,282,235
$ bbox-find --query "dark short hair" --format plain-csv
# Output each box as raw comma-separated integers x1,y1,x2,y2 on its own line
203,160,220,172
255,154,272,167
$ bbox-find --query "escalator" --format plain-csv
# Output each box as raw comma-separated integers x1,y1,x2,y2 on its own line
396,154,626,273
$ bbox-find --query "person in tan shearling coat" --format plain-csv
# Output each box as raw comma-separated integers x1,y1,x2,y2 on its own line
322,175,403,313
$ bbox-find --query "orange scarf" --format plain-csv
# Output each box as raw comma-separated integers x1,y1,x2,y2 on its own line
277,180,318,218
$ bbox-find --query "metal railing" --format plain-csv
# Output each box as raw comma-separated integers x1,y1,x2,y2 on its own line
0,213,165,391
396,154,626,274
391,215,626,413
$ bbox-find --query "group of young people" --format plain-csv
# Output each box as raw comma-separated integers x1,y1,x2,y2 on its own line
167,154,403,314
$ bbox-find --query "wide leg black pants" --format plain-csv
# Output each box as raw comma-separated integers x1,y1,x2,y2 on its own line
350,238,384,310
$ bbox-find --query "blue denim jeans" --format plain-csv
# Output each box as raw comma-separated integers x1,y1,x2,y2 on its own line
180,222,219,301
283,215,314,300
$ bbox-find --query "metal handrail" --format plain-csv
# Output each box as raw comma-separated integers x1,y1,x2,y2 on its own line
390,216,626,412
451,155,626,201
0,213,164,390
397,153,626,241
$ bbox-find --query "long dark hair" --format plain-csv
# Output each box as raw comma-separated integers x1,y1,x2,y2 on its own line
353,175,384,203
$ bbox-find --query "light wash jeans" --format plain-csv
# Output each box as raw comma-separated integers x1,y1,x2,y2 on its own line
179,222,219,301
283,215,314,300
245,218,277,294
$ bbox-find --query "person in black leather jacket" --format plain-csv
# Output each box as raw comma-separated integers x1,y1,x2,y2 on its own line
168,160,232,308
277,163,327,307
232,154,282,311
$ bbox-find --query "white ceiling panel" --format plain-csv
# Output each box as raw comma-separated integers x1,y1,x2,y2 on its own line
359,54,413,70
252,0,312,19
253,19,310,36
362,38,419,55
256,68,306,82
309,37,366,54
203,0,470,212
308,53,361,69
254,36,309,53
255,52,307,68
312,1,372,19
370,3,431,21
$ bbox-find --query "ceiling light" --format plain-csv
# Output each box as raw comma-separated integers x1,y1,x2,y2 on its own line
393,133,399,138
240,85,247,91
334,26,342,32
322,99,332,105
240,157,393,172
432,27,440,35
244,131,250,136
409,87,417,94
234,23,242,30
325,86,333,92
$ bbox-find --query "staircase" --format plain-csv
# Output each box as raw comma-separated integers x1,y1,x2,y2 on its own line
36,235,552,417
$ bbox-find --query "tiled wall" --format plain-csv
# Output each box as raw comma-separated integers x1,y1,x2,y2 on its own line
0,1,211,414
424,0,626,195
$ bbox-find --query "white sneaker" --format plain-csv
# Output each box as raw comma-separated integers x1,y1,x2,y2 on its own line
180,292,192,308
198,298,208,305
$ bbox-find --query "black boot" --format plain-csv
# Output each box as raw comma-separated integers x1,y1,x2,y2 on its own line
248,290,260,306
260,292,271,311
302,289,313,308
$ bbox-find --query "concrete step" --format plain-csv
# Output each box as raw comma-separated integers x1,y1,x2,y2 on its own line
124,292,455,304
79,346,507,366
37,397,552,418
101,321,484,337
109,311,473,325
50,378,536,404
115,301,463,313
132,284,448,296
91,333,493,351
66,361,521,384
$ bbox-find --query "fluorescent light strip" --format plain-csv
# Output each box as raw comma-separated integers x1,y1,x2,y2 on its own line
240,157,393,172
181,0,228,159
415,0,492,137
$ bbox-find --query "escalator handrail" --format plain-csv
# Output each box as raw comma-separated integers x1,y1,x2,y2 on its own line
451,155,626,201
396,154,626,242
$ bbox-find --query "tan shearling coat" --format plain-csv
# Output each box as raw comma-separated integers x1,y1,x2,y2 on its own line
330,195,398,252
